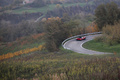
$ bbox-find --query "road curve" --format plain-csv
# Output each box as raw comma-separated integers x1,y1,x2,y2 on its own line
63,34,112,55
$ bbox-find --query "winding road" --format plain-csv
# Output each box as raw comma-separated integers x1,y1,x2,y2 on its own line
63,34,112,55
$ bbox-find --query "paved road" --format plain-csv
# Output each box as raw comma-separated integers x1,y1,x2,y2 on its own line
63,34,112,55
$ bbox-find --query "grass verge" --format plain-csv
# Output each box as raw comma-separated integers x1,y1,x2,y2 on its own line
83,40,120,56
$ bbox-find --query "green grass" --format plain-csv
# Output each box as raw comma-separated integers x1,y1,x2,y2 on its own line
11,4,57,14
10,4,56,14
11,6,50,14
83,40,120,56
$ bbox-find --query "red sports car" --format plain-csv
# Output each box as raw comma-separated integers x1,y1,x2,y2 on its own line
76,36,86,41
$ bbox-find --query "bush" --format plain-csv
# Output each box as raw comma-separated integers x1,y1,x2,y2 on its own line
94,35,105,42
97,22,120,45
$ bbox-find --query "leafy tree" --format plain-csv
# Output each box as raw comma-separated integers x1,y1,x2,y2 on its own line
95,2,120,30
43,18,79,51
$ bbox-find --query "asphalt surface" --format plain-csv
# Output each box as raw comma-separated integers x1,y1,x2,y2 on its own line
63,34,112,55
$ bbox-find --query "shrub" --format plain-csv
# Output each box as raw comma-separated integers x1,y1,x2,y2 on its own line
95,22,120,45
102,22,120,45
94,35,105,42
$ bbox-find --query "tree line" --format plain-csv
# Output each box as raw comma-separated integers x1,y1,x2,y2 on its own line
46,4,96,18
0,12,43,24
45,1,120,19
93,0,120,7
0,20,44,42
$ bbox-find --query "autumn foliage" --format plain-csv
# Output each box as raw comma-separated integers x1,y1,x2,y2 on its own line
85,23,99,33
32,33,44,39
95,22,120,45
0,45,44,60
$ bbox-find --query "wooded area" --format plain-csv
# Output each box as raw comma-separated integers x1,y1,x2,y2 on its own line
0,1,120,51
95,2,120,30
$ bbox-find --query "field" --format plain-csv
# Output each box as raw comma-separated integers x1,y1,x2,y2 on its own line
0,48,120,80
10,1,93,14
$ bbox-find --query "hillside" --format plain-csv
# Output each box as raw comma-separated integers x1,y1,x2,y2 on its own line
0,49,120,80
0,0,120,23
0,1,120,80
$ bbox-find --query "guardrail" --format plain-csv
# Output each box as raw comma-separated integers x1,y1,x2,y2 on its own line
62,32,102,49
